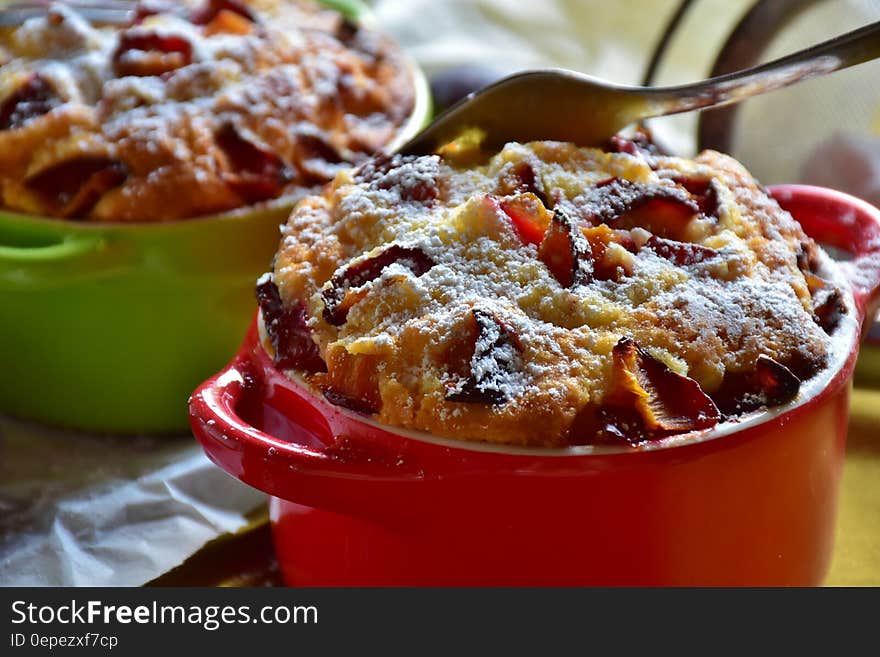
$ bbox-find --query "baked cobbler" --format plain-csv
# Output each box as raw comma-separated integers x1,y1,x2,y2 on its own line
257,132,848,447
0,0,416,220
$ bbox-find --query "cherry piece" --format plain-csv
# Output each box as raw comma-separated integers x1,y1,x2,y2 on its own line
645,235,719,266
565,403,605,446
112,32,193,77
813,288,846,333
322,245,436,326
607,127,662,157
445,309,521,404
191,0,257,25
626,197,697,240
336,17,359,44
353,153,397,180
215,122,294,203
538,207,593,287
496,161,548,205
600,337,720,444
322,388,378,415
294,132,345,186
796,241,822,275
497,193,552,246
354,154,440,204
256,277,326,373
668,175,720,218
319,346,381,415
588,177,699,240
25,157,128,218
804,272,846,333
711,355,801,417
581,225,636,281
0,74,60,131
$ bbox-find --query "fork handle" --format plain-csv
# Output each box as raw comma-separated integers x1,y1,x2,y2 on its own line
644,20,880,117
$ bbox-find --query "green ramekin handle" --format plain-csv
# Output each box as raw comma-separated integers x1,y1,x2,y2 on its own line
0,234,126,287
0,235,101,262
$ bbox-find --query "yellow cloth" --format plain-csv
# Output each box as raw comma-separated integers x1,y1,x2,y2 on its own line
826,387,880,585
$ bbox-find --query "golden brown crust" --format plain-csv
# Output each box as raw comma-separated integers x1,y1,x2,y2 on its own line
0,0,415,221
263,140,841,447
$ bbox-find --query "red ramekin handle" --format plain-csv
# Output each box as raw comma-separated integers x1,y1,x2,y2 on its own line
770,184,880,335
189,337,426,522
189,355,342,490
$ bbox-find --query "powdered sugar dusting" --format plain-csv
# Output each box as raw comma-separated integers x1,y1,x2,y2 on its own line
0,0,417,221
271,141,841,447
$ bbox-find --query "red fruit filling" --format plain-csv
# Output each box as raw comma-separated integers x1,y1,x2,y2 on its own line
190,0,257,25
112,32,193,77
293,132,345,186
607,127,662,157
25,157,128,218
588,178,700,240
710,355,801,417
335,17,359,44
537,208,593,287
796,241,822,275
215,122,294,203
445,309,522,404
354,154,440,204
644,235,719,266
322,389,378,415
496,161,548,205
804,272,846,333
668,175,719,218
322,245,436,326
256,277,326,373
319,345,381,415
598,337,720,444
497,193,552,246
580,225,637,281
0,74,60,131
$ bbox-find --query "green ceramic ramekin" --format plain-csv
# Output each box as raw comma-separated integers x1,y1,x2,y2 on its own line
0,0,431,433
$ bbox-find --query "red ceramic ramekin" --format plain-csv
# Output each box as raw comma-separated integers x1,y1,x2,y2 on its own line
190,184,880,586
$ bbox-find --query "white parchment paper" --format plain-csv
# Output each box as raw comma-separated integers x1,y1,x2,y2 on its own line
0,415,264,586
